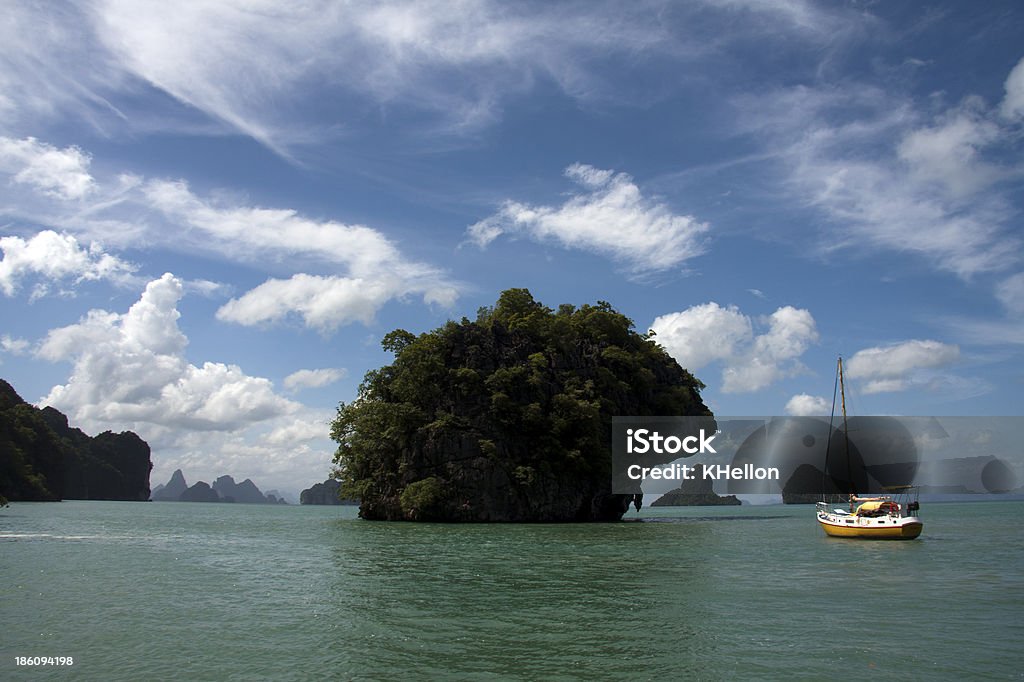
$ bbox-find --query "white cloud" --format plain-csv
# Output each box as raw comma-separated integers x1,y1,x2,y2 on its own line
266,417,330,446
0,3,127,132
142,180,403,272
846,339,960,394
896,104,1003,198
650,303,752,370
0,136,458,327
721,306,818,392
739,62,1023,279
37,273,299,431
143,180,459,330
0,136,95,200
650,302,818,393
468,164,708,277
0,230,136,298
996,273,1024,317
33,272,339,496
1,335,29,355
0,0,877,155
1000,56,1024,121
283,368,347,392
785,393,831,416
0,0,689,152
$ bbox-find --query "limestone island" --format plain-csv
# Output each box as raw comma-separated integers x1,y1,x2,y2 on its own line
300,478,357,505
331,289,711,522
651,464,742,506
0,378,152,503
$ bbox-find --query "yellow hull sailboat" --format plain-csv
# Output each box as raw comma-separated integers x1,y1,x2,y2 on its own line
816,493,923,539
815,358,923,540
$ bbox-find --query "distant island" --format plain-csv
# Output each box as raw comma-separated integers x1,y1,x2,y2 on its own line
651,464,742,506
299,478,357,505
331,289,711,522
151,470,287,504
0,378,152,503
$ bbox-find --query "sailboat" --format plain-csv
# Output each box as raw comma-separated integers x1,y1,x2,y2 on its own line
815,357,923,540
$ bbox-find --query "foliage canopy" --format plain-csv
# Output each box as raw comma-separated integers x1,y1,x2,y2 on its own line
331,289,710,521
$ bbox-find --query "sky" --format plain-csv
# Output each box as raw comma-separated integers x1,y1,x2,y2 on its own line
1,1,1022,498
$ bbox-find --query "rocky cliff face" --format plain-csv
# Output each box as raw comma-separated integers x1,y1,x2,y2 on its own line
180,481,220,502
213,475,270,504
152,469,284,503
299,479,357,505
333,290,712,522
152,469,189,501
0,378,152,502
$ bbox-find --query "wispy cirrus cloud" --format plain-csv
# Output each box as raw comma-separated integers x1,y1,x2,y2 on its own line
467,163,708,278
0,1,875,155
737,56,1024,280
0,135,459,330
1,1,687,151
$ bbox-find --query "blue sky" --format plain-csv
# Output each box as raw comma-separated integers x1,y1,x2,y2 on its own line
1,1,1022,497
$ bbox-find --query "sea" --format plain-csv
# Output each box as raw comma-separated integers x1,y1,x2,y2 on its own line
2,500,1022,681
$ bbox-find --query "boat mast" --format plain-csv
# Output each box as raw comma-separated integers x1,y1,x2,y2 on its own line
838,357,854,511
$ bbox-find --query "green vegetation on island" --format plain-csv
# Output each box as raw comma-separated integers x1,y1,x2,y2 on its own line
331,288,711,522
0,378,152,502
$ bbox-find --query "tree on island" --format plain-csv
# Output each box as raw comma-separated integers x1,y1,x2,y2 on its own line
331,288,712,522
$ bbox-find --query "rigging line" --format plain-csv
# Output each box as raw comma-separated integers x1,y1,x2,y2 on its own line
822,356,841,501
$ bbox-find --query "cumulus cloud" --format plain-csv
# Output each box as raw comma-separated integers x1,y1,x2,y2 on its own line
785,393,831,416
468,164,708,277
0,136,95,200
846,339,960,394
37,273,300,431
283,368,347,392
721,306,818,392
650,302,818,393
0,230,136,298
32,272,339,499
649,303,752,370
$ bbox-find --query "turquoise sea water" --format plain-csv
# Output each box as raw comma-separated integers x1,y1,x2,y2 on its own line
2,500,1022,680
